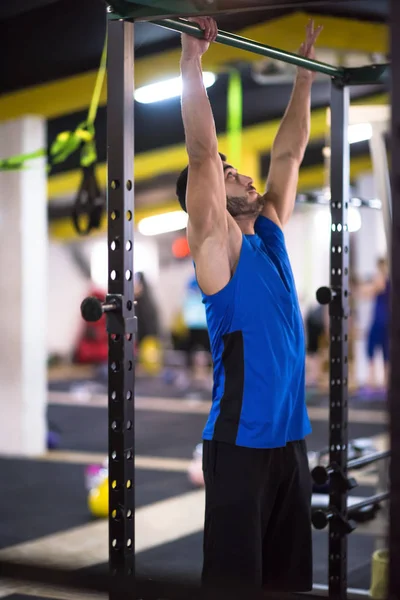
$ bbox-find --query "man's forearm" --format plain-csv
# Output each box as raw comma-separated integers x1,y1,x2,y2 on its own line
271,75,312,163
181,57,218,163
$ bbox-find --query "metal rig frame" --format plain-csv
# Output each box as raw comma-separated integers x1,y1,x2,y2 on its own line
82,1,398,599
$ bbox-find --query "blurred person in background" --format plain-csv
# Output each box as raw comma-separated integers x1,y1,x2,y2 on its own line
182,273,212,390
134,271,160,343
135,272,163,375
305,303,328,388
358,257,390,390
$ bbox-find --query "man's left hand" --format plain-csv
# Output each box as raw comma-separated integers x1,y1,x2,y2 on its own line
297,19,323,82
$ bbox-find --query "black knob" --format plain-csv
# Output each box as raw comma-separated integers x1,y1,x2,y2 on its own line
316,286,335,305
312,465,329,486
312,510,328,530
81,297,104,322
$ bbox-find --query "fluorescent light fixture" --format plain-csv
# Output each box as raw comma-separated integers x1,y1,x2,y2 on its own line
348,123,373,144
138,211,188,236
135,72,216,104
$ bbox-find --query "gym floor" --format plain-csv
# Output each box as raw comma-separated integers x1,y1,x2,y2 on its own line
0,371,389,600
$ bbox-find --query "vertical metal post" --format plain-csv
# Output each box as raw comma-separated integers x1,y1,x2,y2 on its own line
389,1,400,596
329,82,350,600
107,16,135,600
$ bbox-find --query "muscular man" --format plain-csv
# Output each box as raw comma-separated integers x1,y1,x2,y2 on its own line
176,17,322,594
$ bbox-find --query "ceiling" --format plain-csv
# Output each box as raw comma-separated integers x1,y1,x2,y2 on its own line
0,0,388,94
0,0,391,240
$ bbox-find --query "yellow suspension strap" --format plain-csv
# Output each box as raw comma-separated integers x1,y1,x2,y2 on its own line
0,149,46,171
51,33,108,235
227,69,243,169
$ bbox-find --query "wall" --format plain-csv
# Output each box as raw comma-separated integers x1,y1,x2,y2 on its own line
48,241,89,358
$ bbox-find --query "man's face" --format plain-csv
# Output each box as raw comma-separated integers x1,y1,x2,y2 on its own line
223,163,265,218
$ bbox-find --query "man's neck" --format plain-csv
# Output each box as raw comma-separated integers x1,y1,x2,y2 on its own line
235,216,256,235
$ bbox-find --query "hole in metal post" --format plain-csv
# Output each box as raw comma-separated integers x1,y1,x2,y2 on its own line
337,224,342,232
126,333,132,341
332,224,336,232
111,210,119,221
128,361,133,371
111,480,118,489
126,241,132,251
126,479,132,488
111,391,117,401
111,334,120,342
127,301,133,311
111,180,120,190
112,539,118,548
126,449,133,460
126,210,132,222
110,362,120,372
111,451,118,460
111,421,120,431
126,180,132,190
110,270,118,281
127,539,132,547
126,390,132,400
110,239,119,251
127,509,133,518
126,420,132,430
125,270,132,281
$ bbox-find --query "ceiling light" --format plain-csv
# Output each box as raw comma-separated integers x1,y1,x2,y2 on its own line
138,211,188,236
135,72,216,104
348,123,373,144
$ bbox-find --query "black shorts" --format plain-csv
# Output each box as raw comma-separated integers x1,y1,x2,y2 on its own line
202,439,313,595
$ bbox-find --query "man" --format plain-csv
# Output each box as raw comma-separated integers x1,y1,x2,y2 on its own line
176,16,322,594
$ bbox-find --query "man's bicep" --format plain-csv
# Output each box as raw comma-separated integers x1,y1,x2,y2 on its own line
262,155,300,226
186,155,227,235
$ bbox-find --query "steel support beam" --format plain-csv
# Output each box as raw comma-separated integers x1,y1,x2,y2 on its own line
106,17,136,600
389,1,400,598
328,82,350,600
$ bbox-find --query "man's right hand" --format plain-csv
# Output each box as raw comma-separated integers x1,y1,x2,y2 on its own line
181,17,218,60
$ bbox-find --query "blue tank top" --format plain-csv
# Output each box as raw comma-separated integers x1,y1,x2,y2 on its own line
373,280,390,327
201,216,311,449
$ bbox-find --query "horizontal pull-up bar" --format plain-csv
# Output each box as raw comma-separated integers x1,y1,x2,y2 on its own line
153,17,342,78
150,18,389,86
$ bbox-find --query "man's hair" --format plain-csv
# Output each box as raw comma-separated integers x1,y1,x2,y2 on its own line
176,152,227,212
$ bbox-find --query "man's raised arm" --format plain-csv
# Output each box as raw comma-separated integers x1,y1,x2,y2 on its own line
180,17,226,237
180,17,234,296
262,20,323,228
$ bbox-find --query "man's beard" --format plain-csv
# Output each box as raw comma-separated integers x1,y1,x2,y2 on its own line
227,194,265,218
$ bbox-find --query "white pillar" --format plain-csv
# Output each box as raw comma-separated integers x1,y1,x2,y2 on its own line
0,117,47,455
